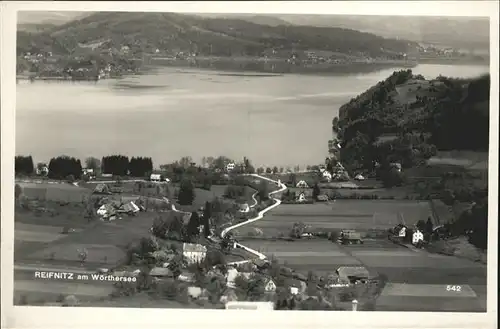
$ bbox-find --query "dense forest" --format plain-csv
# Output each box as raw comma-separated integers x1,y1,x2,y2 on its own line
333,70,490,174
17,12,417,58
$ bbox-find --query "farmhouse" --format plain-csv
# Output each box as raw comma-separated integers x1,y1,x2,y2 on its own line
178,272,196,283
226,162,236,172
264,278,277,292
412,229,424,245
297,192,307,203
390,162,402,172
150,173,163,182
187,286,208,300
296,180,309,188
182,243,207,264
238,202,250,213
149,267,172,278
354,174,365,181
82,168,95,177
35,165,49,176
322,171,332,182
336,267,370,284
226,268,253,288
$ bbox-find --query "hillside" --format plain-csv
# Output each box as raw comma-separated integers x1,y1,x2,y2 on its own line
333,70,490,173
17,12,417,58
332,71,490,250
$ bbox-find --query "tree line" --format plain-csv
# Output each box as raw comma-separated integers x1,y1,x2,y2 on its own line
15,155,35,175
14,154,155,178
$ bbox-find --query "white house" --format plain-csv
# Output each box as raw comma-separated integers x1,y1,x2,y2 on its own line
354,174,365,181
150,173,163,182
182,243,207,265
226,268,239,288
187,286,207,299
82,168,95,177
296,180,309,188
297,192,307,203
264,278,277,292
36,165,49,176
322,171,332,182
412,230,424,245
390,162,402,172
226,268,253,288
238,203,250,213
226,162,236,172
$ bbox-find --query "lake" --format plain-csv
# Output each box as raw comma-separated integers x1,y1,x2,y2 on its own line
16,64,489,168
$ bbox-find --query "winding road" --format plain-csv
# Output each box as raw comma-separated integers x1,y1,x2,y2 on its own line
221,174,287,264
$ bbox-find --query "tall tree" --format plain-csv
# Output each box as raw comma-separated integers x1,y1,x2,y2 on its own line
203,201,212,237
178,179,195,205
14,155,34,176
312,183,321,200
187,212,201,239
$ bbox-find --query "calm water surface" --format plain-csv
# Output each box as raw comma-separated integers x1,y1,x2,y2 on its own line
16,64,489,168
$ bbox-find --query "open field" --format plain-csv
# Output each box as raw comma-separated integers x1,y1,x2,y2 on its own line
19,182,92,202
15,201,90,228
240,236,486,311
15,212,157,267
236,201,433,237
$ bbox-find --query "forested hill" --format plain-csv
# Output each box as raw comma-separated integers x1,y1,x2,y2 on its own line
17,12,417,58
332,70,490,173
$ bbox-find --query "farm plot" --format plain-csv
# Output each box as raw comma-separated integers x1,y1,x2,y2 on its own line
368,252,486,311
19,183,92,203
237,200,433,238
241,239,360,275
17,212,158,267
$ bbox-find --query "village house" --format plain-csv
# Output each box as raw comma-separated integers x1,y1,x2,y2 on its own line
82,168,96,179
226,162,236,172
182,243,207,265
264,278,277,293
35,164,49,176
296,180,309,188
150,173,163,182
297,192,307,203
178,272,196,283
187,286,208,300
226,268,253,288
238,202,250,213
149,267,172,279
412,229,424,246
322,170,332,182
336,266,370,284
390,162,403,172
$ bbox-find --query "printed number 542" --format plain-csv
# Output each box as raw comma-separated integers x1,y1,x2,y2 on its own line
446,285,462,292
